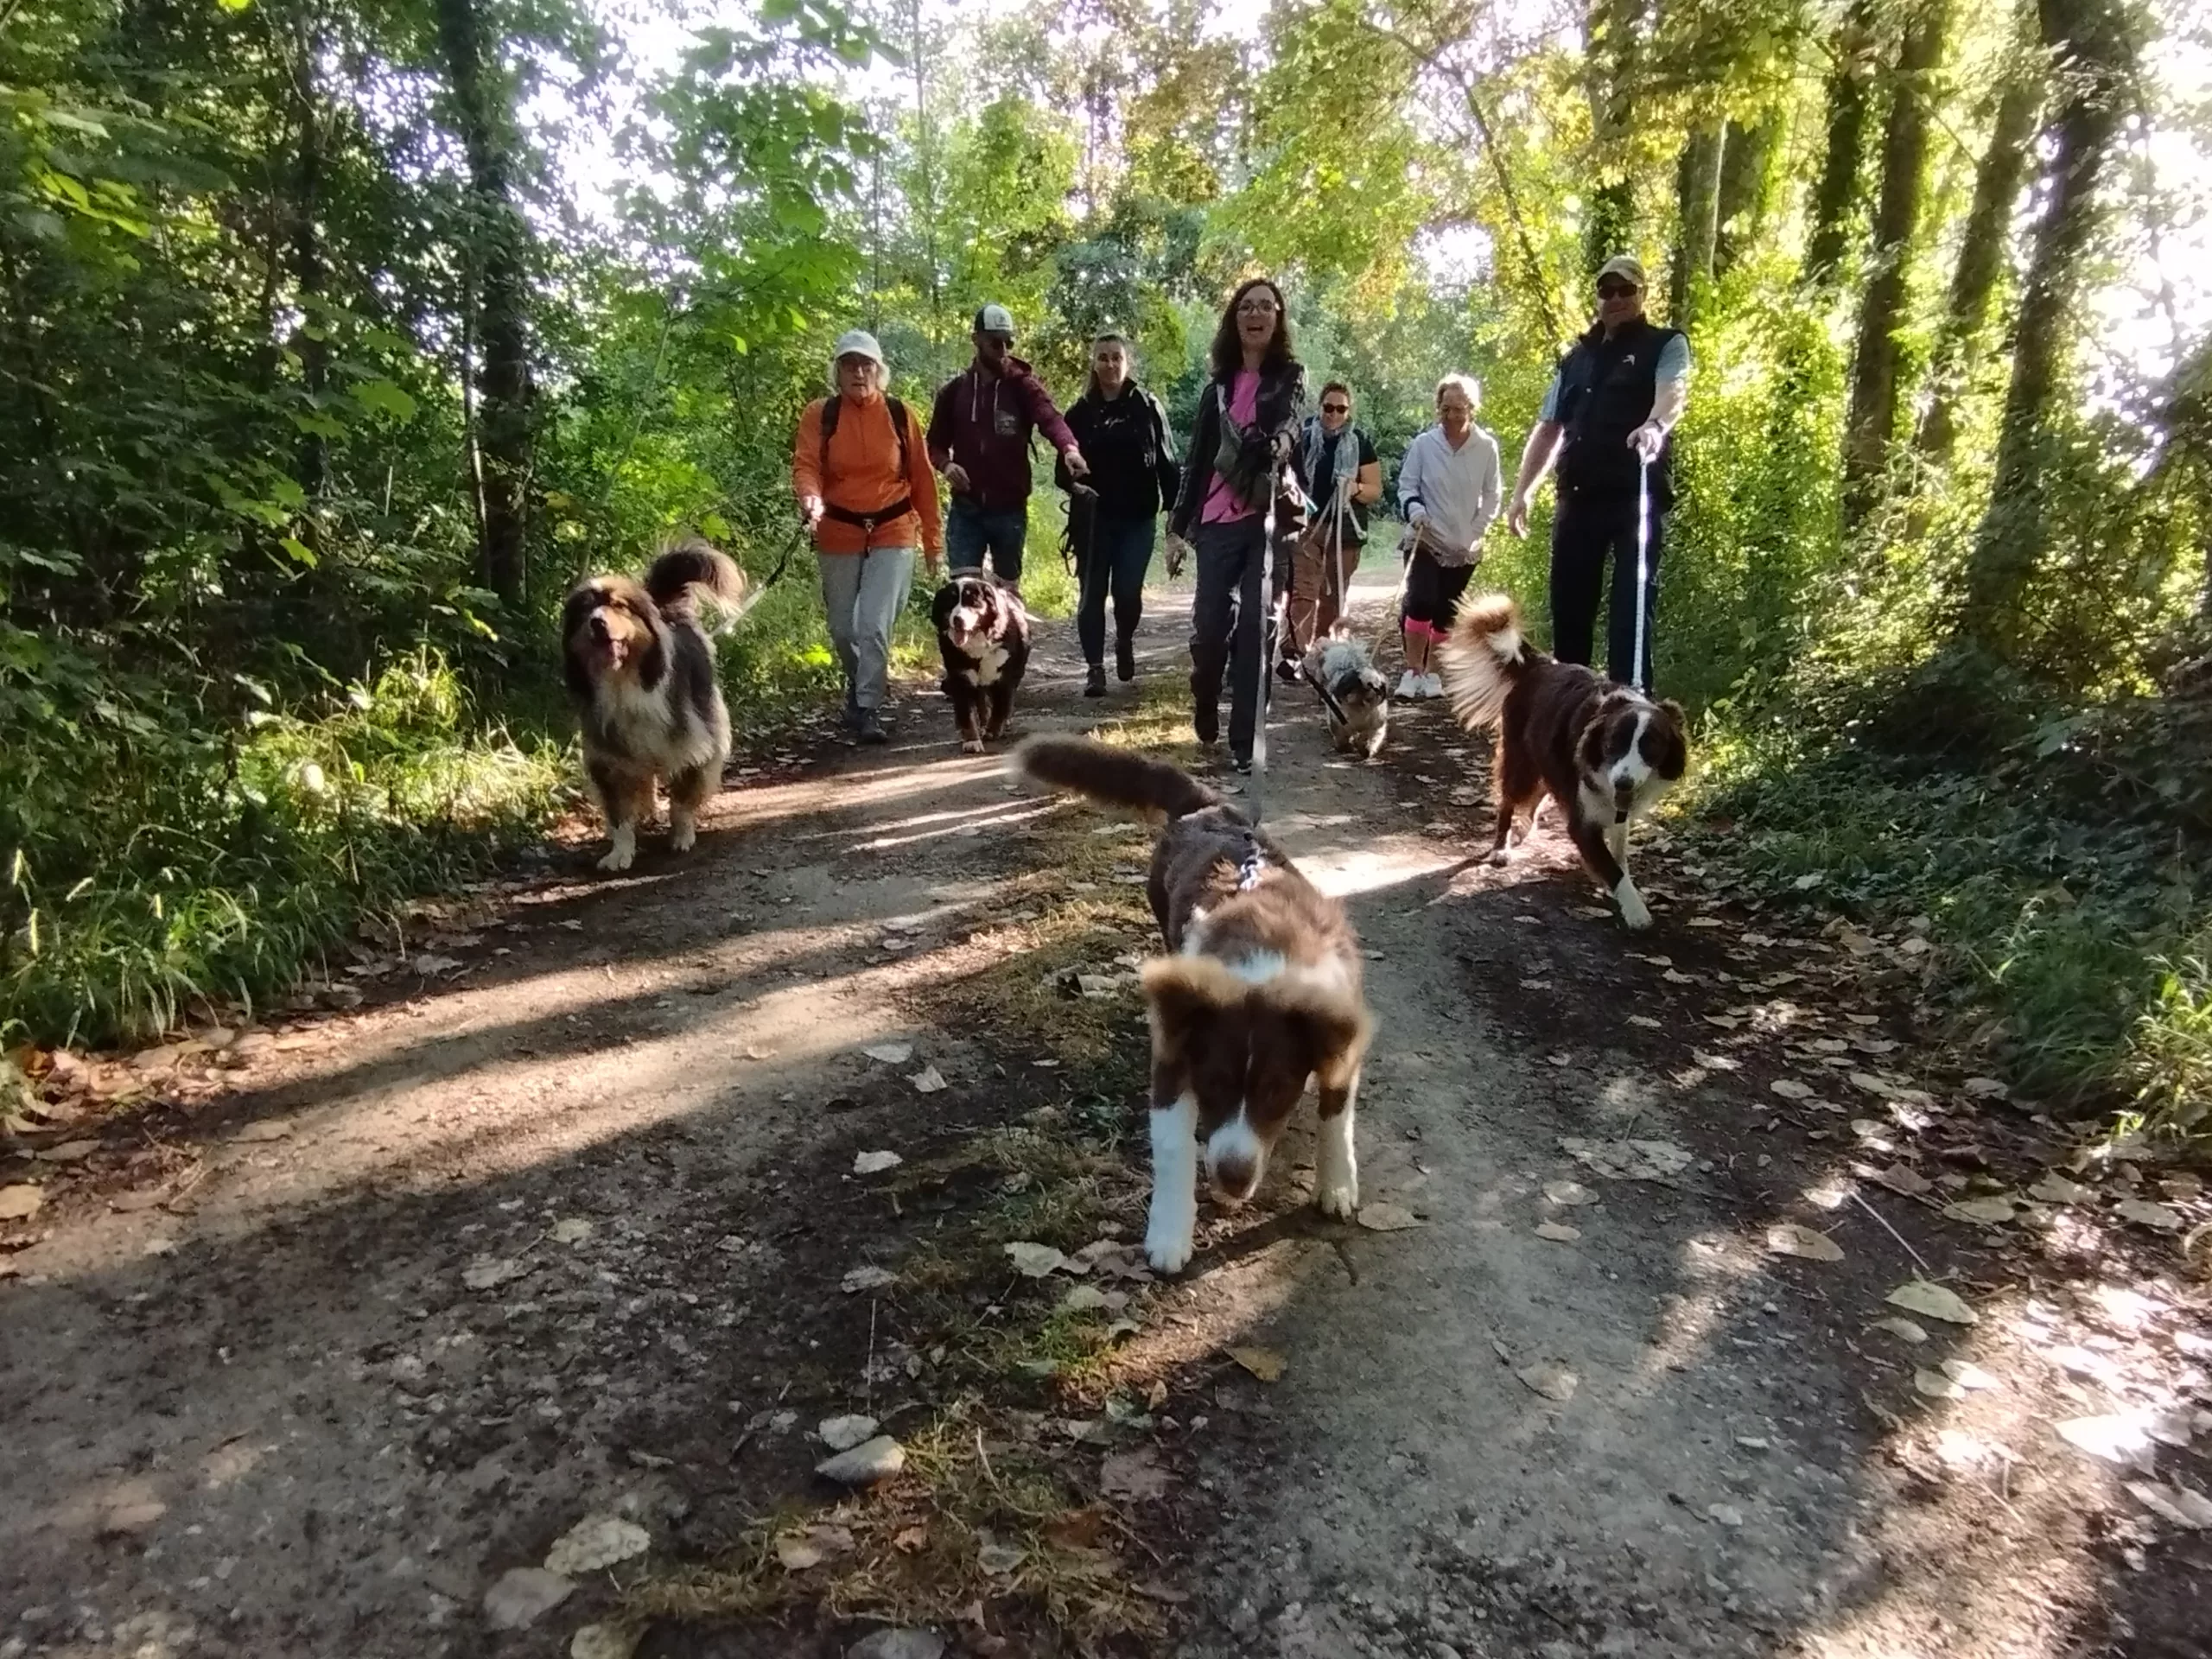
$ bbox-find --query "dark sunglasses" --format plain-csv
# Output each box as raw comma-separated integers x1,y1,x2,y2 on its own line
1321,402,1350,414
1596,281,1639,299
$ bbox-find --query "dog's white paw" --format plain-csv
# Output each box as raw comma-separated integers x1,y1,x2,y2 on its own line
1144,1221,1194,1276
597,825,637,873
1487,847,1512,868
1616,880,1653,930
962,738,985,754
1313,1178,1359,1220
668,817,697,855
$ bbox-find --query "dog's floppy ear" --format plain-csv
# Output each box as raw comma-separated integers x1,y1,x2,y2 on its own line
1260,979,1373,1088
1141,957,1246,1064
1651,699,1690,779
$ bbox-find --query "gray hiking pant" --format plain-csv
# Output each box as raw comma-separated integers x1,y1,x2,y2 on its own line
817,547,915,712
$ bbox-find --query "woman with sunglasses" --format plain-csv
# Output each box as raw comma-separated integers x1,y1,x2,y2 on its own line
1504,254,1690,694
1281,381,1382,674
1164,277,1309,773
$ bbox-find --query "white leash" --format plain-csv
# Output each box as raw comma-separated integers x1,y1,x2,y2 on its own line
1632,455,1651,695
1249,449,1288,824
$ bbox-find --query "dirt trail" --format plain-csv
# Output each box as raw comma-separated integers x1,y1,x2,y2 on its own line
3,571,2206,1659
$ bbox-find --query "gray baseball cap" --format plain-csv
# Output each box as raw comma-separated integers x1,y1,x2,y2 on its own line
972,303,1015,338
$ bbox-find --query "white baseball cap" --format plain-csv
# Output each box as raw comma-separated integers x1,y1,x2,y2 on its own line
972,303,1015,337
832,329,886,367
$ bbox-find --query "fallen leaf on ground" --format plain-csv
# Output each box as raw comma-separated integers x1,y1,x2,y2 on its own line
1628,1014,1662,1029
1962,1077,2009,1100
1766,1223,1844,1262
483,1567,573,1631
1707,1503,1745,1527
1005,1241,1068,1277
2029,1173,2093,1205
1228,1346,1286,1382
1100,1447,1171,1500
893,1524,930,1554
570,1623,638,1659
1886,1280,1978,1325
2115,1198,2183,1232
1356,1203,1423,1231
544,1514,650,1575
1535,1221,1582,1243
842,1264,899,1294
40,1139,99,1162
1915,1370,1967,1401
976,1539,1027,1575
1560,1137,1692,1180
1942,1196,2017,1225
233,1120,295,1143
549,1217,593,1245
1770,1079,1815,1101
1867,1318,1929,1344
907,1065,948,1094
853,1149,903,1176
776,1535,829,1572
98,1500,167,1536
411,954,462,976
462,1256,525,1291
1543,1180,1598,1207
2126,1481,2212,1529
1061,1284,1109,1313
0,1184,42,1221
2058,1413,2161,1468
1516,1363,1579,1402
1941,1359,2000,1390
861,1042,912,1063
1868,1164,1933,1198
819,1414,879,1452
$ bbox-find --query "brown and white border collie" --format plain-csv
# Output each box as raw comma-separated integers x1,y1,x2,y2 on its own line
1015,737,1374,1274
1437,594,1688,929
561,538,747,873
931,571,1031,753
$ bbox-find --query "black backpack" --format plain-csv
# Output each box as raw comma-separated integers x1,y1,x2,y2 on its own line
822,393,910,473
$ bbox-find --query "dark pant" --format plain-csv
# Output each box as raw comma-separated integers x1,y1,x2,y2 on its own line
1074,511,1154,665
1401,547,1475,638
1550,489,1665,693
945,500,1029,587
1190,516,1274,760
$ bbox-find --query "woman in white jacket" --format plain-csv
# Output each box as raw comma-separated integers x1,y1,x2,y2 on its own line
1394,374,1501,697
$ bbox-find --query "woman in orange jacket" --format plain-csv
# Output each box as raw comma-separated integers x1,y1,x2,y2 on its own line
791,330,944,743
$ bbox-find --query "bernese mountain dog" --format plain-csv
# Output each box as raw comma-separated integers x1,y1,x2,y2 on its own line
1437,593,1688,929
561,538,747,873
1301,626,1391,759
931,571,1031,753
1015,737,1374,1274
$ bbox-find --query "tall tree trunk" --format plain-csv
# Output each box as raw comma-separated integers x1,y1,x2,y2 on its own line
1957,0,2133,657
434,0,531,603
1669,124,1723,327
291,74,328,505
1581,0,1641,276
1842,0,1952,522
1803,0,1878,289
1714,108,1781,276
1914,30,2043,474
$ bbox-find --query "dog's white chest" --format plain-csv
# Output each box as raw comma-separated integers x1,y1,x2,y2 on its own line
963,643,1010,686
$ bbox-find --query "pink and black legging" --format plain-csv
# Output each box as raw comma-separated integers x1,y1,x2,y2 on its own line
1402,546,1475,640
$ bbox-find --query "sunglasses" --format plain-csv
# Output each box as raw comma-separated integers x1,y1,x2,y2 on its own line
1596,282,1639,299
1321,403,1350,414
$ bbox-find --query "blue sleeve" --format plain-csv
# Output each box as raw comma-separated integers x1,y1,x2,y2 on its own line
1657,334,1690,382
1537,370,1564,423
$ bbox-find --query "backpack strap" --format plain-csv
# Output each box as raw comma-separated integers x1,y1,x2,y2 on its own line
821,394,912,476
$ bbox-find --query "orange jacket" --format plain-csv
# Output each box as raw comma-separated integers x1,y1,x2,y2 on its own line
791,392,944,556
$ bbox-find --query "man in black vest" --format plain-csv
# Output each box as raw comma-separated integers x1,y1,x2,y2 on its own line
1505,255,1689,694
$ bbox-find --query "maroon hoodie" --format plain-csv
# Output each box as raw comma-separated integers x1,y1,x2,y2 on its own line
925,356,1079,512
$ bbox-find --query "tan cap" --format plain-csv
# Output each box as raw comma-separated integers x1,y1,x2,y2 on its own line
1596,255,1647,289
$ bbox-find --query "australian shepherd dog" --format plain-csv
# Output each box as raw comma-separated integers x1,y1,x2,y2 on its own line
1437,594,1688,929
932,571,1031,753
561,538,747,873
1301,626,1391,759
1015,738,1374,1274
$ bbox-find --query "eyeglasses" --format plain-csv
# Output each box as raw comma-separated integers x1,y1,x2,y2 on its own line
1596,282,1639,300
1320,403,1350,414
1236,297,1279,316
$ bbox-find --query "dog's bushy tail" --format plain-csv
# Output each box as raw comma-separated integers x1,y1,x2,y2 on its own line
646,537,748,619
1015,737,1219,821
1436,592,1537,730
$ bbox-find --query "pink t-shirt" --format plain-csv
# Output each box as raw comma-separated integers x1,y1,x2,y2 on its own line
1201,370,1261,524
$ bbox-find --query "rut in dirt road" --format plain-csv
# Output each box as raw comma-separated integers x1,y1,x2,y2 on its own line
1,571,2194,1659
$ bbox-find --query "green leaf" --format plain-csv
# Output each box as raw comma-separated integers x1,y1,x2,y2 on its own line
352,379,418,423
279,537,319,569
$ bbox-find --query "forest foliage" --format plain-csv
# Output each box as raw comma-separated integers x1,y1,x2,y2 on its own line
3,0,2210,1129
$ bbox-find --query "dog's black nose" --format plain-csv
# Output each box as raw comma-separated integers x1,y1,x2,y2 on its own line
589,613,610,642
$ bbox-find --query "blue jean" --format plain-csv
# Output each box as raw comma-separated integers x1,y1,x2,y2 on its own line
817,546,915,712
945,500,1029,587
1073,510,1154,664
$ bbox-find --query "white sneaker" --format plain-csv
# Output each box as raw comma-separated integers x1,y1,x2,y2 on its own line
1396,670,1422,699
1422,672,1445,698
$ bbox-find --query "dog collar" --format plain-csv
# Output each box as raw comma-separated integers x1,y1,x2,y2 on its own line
1235,852,1266,891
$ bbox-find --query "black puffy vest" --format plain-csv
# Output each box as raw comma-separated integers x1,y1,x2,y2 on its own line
1554,317,1681,505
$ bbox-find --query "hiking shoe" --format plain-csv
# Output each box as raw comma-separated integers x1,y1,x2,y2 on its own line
1231,753,1253,775
1396,670,1422,699
855,709,889,745
1115,636,1135,682
1083,664,1107,697
1422,671,1445,699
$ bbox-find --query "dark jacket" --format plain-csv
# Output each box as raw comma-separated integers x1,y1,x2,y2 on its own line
1168,361,1310,541
925,355,1080,513
1554,316,1682,507
1055,383,1182,521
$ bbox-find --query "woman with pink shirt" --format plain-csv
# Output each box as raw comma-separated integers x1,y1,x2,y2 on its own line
1163,277,1310,773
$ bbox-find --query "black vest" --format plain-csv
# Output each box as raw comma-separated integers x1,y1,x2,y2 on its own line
1554,317,1681,506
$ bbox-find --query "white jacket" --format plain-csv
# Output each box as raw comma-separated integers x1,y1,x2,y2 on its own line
1397,423,1501,566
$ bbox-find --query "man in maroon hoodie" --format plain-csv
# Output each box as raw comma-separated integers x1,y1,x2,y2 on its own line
927,303,1089,589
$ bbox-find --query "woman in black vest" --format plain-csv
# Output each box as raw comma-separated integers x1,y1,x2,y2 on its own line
1504,255,1689,694
1056,334,1184,696
1164,278,1308,773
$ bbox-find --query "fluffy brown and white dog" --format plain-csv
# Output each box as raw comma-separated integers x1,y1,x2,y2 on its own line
562,539,747,873
932,571,1031,753
1301,626,1391,759
1436,594,1688,929
1016,737,1373,1274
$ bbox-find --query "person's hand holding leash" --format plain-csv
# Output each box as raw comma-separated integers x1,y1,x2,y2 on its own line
1163,532,1191,578
799,493,824,531
1627,421,1666,463
1506,493,1530,538
943,461,971,493
1062,446,1091,480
